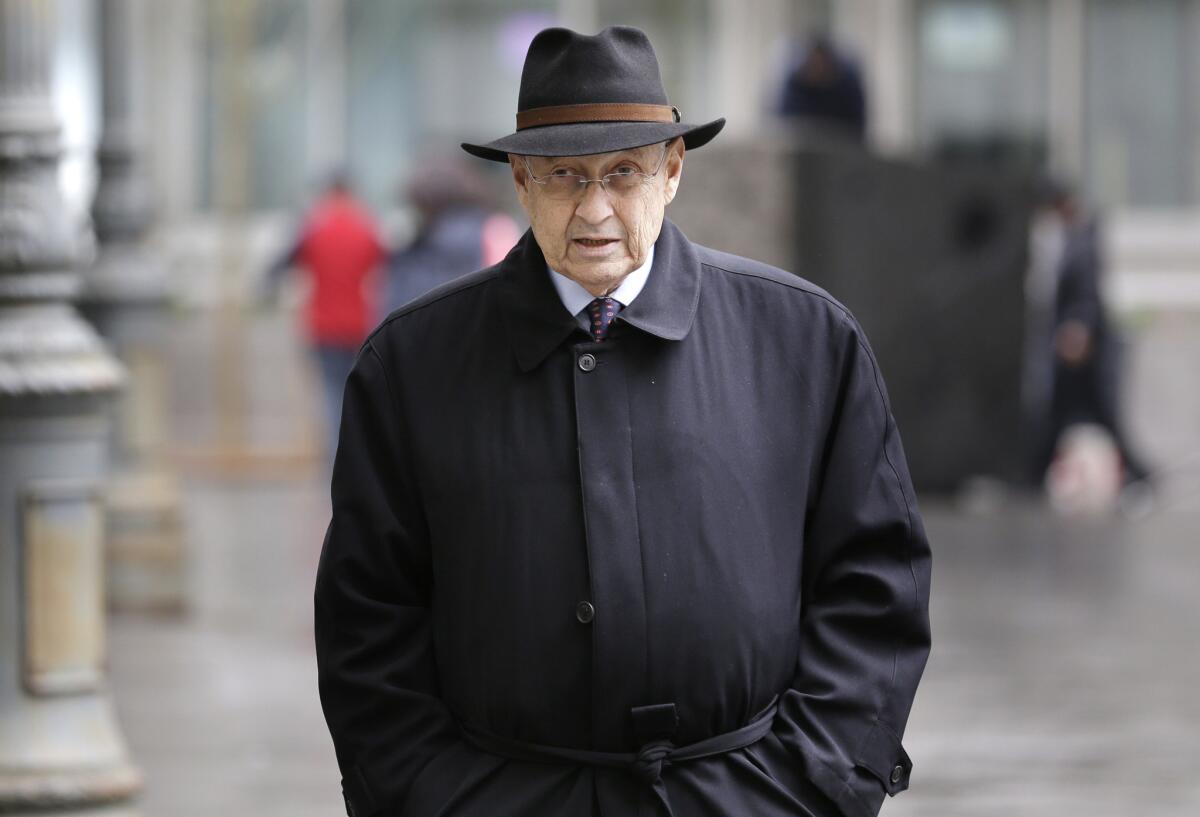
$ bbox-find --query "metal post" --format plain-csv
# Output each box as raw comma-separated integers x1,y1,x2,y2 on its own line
80,0,185,614
0,0,140,813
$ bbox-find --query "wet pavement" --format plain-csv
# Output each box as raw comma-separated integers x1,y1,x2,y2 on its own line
107,309,1200,817
895,505,1200,817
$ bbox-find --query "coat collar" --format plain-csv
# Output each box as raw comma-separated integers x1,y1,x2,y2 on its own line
498,219,701,372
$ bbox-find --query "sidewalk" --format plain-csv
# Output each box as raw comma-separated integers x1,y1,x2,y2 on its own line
109,309,340,817
110,478,337,817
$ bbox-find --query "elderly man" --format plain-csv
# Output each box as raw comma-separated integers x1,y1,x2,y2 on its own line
316,25,930,817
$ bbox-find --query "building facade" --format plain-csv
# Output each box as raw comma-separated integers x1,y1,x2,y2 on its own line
47,0,1200,307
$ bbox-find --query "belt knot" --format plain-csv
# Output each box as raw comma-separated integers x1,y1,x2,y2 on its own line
632,738,675,784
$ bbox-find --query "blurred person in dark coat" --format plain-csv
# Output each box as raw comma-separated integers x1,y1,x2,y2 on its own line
386,157,521,311
1033,181,1151,488
316,26,930,817
265,172,385,461
778,34,868,142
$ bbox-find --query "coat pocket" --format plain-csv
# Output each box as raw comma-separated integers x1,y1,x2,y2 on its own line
401,742,507,817
741,731,841,817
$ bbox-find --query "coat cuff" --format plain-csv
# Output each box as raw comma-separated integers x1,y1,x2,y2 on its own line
816,719,911,817
853,720,912,797
794,718,912,817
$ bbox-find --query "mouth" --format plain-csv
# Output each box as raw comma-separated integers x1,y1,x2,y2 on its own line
571,237,621,259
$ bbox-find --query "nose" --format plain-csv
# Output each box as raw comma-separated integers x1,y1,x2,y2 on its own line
573,178,616,223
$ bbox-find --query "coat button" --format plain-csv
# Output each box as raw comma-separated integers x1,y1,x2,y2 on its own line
578,353,596,372
890,764,904,785
575,601,595,624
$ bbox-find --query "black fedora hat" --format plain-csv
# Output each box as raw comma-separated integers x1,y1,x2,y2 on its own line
461,26,725,163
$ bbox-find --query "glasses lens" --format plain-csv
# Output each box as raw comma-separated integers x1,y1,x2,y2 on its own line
543,175,583,199
604,171,644,197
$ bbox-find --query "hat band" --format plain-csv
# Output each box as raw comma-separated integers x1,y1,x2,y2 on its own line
516,103,681,130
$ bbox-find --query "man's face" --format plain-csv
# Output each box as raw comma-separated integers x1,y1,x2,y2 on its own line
510,139,685,297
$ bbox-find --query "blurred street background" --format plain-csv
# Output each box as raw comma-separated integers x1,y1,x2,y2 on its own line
2,1,1200,816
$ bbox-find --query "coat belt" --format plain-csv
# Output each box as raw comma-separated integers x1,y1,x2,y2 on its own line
459,698,779,785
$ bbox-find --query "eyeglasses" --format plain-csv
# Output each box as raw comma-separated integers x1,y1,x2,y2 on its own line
522,145,670,200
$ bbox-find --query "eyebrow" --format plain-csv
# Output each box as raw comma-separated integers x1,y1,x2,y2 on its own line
529,147,659,173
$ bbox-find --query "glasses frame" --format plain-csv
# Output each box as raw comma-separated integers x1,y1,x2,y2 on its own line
521,144,671,200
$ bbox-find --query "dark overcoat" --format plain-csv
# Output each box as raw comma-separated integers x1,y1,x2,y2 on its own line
315,219,932,817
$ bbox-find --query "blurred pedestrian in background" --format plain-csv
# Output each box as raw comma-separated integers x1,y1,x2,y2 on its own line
777,33,868,143
386,155,521,311
1031,179,1152,493
264,171,385,463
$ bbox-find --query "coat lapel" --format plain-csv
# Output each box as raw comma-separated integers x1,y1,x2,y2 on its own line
497,230,583,372
617,219,702,342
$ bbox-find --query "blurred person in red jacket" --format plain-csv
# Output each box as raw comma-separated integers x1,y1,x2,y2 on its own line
265,171,386,463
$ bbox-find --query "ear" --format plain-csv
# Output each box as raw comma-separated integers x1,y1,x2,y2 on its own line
509,154,531,211
662,138,686,205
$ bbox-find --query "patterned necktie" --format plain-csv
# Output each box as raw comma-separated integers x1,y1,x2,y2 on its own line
586,297,622,342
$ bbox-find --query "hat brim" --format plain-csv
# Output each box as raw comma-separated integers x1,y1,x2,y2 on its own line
461,117,725,163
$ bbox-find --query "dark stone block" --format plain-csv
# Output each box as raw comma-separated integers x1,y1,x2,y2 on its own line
672,137,1035,492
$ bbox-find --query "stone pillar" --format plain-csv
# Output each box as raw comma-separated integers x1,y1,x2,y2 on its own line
0,0,140,814
832,0,916,155
306,0,347,175
709,0,791,138
80,0,186,614
1046,0,1085,179
556,0,597,33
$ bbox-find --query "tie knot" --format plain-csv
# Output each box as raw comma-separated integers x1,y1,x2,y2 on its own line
586,297,622,342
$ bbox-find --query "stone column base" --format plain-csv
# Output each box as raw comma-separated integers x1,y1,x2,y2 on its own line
0,763,141,813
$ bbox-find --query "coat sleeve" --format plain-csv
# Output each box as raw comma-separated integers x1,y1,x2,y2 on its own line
314,339,463,817
774,314,933,817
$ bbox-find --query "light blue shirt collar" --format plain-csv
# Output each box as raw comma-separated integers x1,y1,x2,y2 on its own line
547,245,654,319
